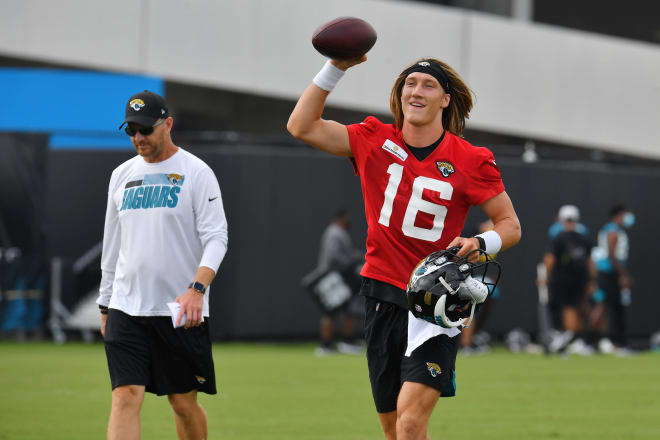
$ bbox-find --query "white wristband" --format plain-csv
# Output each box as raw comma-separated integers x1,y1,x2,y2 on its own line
313,60,345,92
475,230,502,255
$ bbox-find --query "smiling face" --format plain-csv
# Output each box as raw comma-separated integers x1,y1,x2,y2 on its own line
401,72,450,128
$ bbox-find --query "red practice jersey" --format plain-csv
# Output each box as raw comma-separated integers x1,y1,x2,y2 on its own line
347,116,504,290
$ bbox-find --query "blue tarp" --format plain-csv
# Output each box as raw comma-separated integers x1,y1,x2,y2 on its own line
0,68,164,149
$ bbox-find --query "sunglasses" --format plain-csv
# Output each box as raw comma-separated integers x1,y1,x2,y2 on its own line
125,118,166,137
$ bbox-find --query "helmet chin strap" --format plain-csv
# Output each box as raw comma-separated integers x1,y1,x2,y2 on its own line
438,276,457,295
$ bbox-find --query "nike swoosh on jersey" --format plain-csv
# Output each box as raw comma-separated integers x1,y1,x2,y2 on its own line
208,196,218,202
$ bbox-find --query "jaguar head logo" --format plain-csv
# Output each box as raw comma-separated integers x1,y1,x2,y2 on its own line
129,99,145,111
436,161,455,178
168,173,183,185
426,362,442,378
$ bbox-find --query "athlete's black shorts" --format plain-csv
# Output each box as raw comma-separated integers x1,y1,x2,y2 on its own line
597,271,621,305
362,278,458,413
104,309,217,396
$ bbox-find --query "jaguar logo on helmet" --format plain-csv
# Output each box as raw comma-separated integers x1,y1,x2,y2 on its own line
436,161,455,178
129,99,145,111
406,247,501,329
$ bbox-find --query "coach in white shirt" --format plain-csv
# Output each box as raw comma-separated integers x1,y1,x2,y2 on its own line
97,90,228,440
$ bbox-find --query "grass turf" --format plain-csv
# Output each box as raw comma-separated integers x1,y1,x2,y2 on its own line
0,342,659,439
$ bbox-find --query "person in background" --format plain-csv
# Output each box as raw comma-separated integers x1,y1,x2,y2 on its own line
547,205,589,239
591,204,635,355
542,205,596,355
315,209,364,356
98,90,228,440
544,205,590,332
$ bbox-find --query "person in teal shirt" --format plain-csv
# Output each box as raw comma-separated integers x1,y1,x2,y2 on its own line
591,204,635,353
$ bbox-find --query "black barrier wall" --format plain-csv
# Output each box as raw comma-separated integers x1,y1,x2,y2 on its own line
45,146,660,340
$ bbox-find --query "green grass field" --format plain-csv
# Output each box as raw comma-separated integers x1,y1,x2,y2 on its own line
1,342,659,439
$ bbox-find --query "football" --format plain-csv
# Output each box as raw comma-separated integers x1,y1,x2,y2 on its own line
312,17,377,60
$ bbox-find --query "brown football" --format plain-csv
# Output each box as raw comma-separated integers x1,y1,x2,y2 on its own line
312,17,377,60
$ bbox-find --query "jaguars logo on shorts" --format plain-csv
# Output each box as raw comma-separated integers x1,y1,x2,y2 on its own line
426,362,442,378
436,161,455,178
129,99,145,111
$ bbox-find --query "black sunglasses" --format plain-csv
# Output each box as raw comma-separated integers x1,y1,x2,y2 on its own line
125,118,166,137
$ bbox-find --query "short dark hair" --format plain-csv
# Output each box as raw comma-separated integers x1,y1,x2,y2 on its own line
610,203,626,218
333,209,348,221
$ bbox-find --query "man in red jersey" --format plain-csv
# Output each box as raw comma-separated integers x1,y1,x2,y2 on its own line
288,56,521,440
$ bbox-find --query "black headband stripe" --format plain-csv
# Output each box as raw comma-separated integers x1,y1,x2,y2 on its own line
405,61,451,93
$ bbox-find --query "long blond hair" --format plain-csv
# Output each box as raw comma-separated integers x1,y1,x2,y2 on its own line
389,58,473,136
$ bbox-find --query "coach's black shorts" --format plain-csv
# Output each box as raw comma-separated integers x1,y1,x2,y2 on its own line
363,278,458,413
550,278,588,307
104,309,216,396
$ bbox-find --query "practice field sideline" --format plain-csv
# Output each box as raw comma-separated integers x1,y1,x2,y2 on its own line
0,342,658,439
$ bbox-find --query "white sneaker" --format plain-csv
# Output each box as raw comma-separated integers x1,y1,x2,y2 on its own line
598,338,615,354
567,339,595,356
314,346,336,357
337,342,364,355
472,331,492,347
549,331,574,353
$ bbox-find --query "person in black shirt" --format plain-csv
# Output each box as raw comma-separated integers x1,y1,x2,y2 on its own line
543,205,596,354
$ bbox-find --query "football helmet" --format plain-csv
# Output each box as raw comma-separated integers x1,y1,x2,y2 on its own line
406,247,501,328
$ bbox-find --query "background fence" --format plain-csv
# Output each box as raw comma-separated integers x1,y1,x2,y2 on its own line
22,140,655,341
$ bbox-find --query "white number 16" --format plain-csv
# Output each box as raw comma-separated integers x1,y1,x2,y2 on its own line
378,162,453,242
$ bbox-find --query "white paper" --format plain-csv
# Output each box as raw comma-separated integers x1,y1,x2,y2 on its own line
167,302,205,328
167,302,186,328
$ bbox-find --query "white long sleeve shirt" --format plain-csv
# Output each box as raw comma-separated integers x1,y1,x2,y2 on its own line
97,148,228,317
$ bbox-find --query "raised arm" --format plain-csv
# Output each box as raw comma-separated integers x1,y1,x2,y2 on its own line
287,58,366,157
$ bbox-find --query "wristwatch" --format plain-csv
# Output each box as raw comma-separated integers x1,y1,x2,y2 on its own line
188,281,206,294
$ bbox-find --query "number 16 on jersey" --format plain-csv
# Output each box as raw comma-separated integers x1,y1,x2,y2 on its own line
378,163,453,242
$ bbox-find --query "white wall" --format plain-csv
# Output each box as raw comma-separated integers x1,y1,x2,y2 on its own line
2,0,659,158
